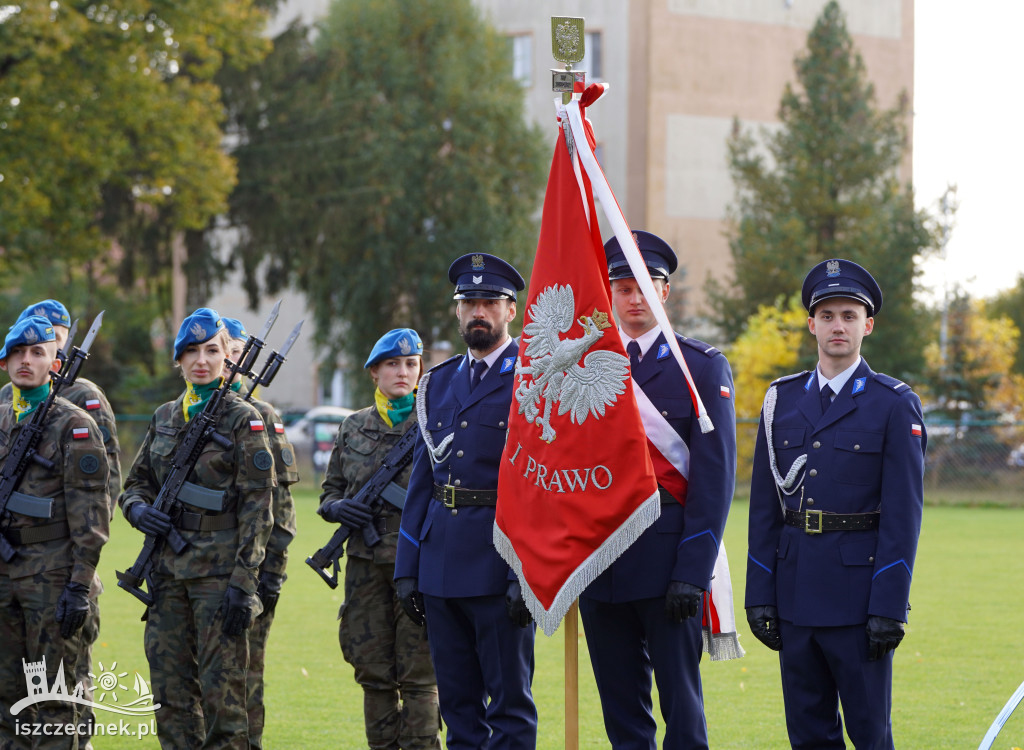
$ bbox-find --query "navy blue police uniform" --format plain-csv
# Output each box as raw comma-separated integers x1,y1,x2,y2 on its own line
745,259,926,750
394,253,537,750
580,231,737,749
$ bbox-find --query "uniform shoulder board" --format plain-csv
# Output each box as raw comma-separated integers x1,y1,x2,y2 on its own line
873,372,911,393
678,335,720,358
426,354,462,375
770,370,810,387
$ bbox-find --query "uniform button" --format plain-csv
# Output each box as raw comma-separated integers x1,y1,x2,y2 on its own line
451,508,458,516
807,498,814,506
661,411,669,417
454,479,461,486
436,421,442,428
499,421,505,427
812,441,821,449
809,469,817,477
868,556,875,563
460,420,468,428
456,450,464,458
783,440,789,446
854,444,861,450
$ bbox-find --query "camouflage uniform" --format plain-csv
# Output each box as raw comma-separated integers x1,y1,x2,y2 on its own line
3,376,122,741
120,389,275,750
320,406,440,750
0,396,110,748
242,398,297,750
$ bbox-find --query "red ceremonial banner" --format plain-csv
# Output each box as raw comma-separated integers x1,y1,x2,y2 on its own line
494,98,660,636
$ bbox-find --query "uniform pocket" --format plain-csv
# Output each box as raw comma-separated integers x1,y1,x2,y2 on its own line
839,537,877,566
833,430,883,486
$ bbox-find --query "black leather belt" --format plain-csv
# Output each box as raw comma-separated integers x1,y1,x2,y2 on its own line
785,509,880,534
7,521,70,545
373,515,403,535
432,484,498,508
175,512,238,532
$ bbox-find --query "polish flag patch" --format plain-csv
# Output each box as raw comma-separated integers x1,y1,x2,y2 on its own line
911,424,922,437
72,427,90,440
249,420,265,432
720,385,731,398
85,399,101,411
273,422,285,434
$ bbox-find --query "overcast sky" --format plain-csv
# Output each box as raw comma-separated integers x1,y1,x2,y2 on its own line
914,0,1024,302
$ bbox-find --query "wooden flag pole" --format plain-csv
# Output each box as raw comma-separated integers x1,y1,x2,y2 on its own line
564,600,579,750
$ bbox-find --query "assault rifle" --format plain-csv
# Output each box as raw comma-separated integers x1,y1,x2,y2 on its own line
306,425,418,589
116,302,281,607
243,319,303,401
0,312,104,562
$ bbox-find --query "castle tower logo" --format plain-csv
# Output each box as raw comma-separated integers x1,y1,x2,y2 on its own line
11,656,160,717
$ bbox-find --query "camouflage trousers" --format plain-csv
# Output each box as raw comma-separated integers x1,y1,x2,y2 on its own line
145,575,249,750
244,602,276,750
0,568,86,750
339,555,440,750
73,574,103,748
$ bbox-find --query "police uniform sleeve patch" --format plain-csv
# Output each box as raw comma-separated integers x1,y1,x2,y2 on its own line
79,454,100,474
253,449,274,471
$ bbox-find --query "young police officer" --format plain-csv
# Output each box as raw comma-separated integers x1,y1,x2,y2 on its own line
746,259,927,749
0,315,110,744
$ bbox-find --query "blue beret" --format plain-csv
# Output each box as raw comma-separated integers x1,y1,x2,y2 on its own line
0,315,56,361
364,328,424,368
604,230,678,281
448,253,525,300
16,299,71,329
802,258,882,316
174,308,225,360
221,317,249,341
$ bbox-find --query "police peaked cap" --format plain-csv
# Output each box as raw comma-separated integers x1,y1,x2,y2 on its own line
221,317,249,342
604,230,678,281
16,299,71,329
173,308,225,360
0,315,56,361
801,258,883,316
364,328,424,369
448,253,525,300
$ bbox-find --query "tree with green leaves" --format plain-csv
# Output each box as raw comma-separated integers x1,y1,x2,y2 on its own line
985,274,1024,377
225,0,548,400
713,0,935,381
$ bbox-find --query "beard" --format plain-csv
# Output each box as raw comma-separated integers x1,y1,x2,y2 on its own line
461,319,503,351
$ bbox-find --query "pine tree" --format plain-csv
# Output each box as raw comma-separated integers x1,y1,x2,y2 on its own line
713,0,934,381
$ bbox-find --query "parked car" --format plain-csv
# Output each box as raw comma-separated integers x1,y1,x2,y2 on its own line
284,406,354,477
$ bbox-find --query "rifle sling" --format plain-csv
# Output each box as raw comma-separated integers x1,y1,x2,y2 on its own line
7,521,70,545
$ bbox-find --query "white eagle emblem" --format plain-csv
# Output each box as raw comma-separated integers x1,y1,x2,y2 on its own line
24,327,38,344
189,322,207,339
398,337,412,355
514,284,629,443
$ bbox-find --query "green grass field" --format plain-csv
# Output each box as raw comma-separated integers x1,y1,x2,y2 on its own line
84,487,1024,748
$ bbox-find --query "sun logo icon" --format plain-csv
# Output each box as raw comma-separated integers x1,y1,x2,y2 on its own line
89,661,129,703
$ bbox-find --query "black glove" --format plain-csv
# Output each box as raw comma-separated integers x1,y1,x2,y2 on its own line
220,585,256,636
746,605,782,651
55,581,90,638
866,615,905,661
127,503,171,536
256,571,284,617
395,577,425,626
505,580,533,628
320,498,373,528
665,581,704,623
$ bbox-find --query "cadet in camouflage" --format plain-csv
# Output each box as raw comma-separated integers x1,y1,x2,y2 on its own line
320,329,440,750
222,318,299,750
119,308,276,750
0,315,110,747
5,298,123,742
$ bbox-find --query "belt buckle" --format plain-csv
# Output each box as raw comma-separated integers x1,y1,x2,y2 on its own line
442,485,457,509
805,509,823,534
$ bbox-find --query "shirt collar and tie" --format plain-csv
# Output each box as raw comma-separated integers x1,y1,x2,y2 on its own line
466,336,515,390
815,356,862,412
